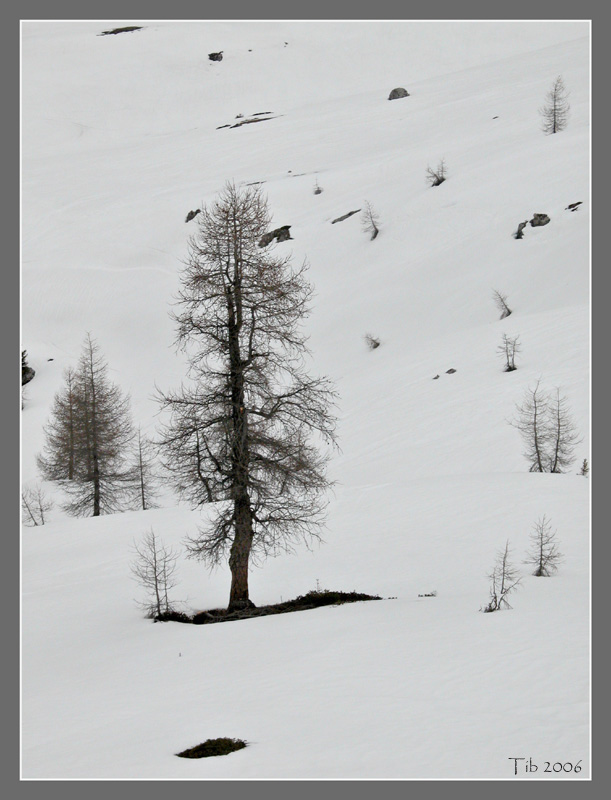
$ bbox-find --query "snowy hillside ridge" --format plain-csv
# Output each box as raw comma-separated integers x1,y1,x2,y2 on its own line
21,21,589,779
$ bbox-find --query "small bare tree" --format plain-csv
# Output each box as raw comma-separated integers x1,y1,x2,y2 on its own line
37,336,135,516
579,458,589,477
511,379,550,472
524,515,563,577
547,388,581,473
132,426,160,510
497,334,521,371
492,289,512,319
482,540,522,612
426,159,447,187
510,382,581,473
540,76,570,134
364,333,381,350
130,529,180,619
361,201,380,240
21,485,54,527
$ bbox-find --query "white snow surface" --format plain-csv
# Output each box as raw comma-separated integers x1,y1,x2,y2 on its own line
21,21,590,779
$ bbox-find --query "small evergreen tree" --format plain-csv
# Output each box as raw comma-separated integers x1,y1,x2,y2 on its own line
22,350,35,386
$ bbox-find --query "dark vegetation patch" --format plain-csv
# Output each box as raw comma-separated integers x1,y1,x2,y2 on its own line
176,738,247,758
175,590,381,625
331,209,361,224
154,609,191,623
99,26,143,36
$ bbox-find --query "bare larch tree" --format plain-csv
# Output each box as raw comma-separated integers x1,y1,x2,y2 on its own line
361,201,380,240
130,529,179,619
492,289,512,320
37,366,79,481
21,484,54,527
497,333,521,372
38,334,135,516
157,182,338,611
482,540,522,612
511,379,550,472
540,76,570,134
132,426,160,510
510,381,581,473
426,159,447,187
524,515,563,577
546,387,581,473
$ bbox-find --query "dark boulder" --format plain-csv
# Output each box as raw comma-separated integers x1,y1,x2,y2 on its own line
530,213,550,227
208,51,223,61
566,201,583,212
258,225,292,247
446,368,456,374
388,87,409,100
185,209,201,223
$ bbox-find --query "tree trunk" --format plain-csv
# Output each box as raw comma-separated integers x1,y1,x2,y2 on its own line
92,452,101,516
228,498,255,610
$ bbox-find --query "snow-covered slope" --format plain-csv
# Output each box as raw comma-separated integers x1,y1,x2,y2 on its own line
21,21,590,779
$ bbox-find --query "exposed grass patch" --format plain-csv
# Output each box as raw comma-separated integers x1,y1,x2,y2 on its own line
189,589,381,625
176,738,247,758
154,609,191,623
99,26,143,36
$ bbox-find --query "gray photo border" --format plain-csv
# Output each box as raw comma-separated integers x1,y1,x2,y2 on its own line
11,1,601,799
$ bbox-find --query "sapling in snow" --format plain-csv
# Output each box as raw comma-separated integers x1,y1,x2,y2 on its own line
492,289,512,319
130,529,180,619
523,515,563,577
21,484,54,527
497,333,521,371
361,201,380,240
482,540,521,612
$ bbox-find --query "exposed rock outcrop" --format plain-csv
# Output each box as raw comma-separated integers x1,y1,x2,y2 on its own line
258,225,292,247
388,87,409,100
530,213,550,227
